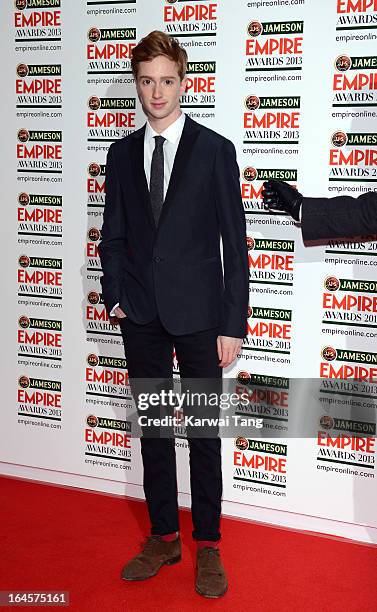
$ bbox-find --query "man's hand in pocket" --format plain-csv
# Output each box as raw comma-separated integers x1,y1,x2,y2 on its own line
110,306,127,325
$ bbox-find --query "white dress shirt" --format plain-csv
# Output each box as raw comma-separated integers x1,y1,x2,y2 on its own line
110,112,186,317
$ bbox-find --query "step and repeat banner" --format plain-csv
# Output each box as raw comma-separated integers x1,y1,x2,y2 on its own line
1,0,377,543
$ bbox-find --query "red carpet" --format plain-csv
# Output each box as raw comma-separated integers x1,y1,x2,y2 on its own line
1,475,376,612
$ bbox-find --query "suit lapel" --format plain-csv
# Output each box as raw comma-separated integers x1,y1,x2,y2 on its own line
158,116,201,230
130,125,157,233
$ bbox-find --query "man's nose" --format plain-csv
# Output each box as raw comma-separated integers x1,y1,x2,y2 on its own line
152,83,162,98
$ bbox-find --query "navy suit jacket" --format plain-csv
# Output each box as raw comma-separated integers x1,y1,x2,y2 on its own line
98,115,249,337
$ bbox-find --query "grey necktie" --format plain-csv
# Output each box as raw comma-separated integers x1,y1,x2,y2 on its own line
150,135,166,227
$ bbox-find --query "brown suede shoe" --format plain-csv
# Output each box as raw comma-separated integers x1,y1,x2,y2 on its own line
195,547,228,598
121,535,181,581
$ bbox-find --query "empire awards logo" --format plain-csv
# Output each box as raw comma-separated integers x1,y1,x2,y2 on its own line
336,1,377,32
243,94,301,146
87,95,136,142
333,53,377,108
14,0,62,44
87,163,106,215
245,19,304,74
16,63,62,112
164,1,218,41
86,26,136,77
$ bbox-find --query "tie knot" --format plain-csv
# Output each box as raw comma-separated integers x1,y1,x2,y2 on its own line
154,135,165,149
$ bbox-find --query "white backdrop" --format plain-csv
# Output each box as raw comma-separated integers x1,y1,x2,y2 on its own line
1,0,377,544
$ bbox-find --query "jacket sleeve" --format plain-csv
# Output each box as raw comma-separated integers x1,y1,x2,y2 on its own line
213,138,249,338
302,191,377,241
98,144,127,315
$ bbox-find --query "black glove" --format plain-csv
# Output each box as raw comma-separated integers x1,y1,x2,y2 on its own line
262,180,303,222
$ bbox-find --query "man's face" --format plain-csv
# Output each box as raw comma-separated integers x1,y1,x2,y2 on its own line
135,55,187,123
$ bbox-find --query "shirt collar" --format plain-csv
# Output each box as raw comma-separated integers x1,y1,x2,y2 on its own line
145,112,186,145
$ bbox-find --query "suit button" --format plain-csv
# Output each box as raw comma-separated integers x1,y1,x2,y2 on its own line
153,256,162,263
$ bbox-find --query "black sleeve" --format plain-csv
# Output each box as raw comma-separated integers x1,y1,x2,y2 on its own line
98,144,127,315
213,139,249,338
301,191,377,241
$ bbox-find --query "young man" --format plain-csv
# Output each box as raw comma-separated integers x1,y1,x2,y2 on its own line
262,179,377,240
98,30,248,598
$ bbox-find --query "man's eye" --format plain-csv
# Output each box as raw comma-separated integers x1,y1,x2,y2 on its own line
142,79,151,85
165,79,173,85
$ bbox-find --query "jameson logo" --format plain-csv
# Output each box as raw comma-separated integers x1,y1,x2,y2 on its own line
236,372,290,389
247,238,295,252
88,97,135,110
319,415,376,436
320,346,377,381
324,276,377,292
86,415,131,433
15,0,61,8
247,237,294,287
244,95,300,145
17,375,62,421
243,307,292,355
337,0,377,31
16,63,61,76
18,255,62,268
87,27,136,75
332,131,377,146
87,96,136,141
18,193,62,205
245,95,300,110
182,61,216,110
233,438,287,488
85,415,132,464
187,61,216,73
19,315,62,330
17,255,62,300
164,2,218,38
245,20,303,72
89,28,137,41
247,21,304,36
335,54,377,71
87,290,104,305
16,63,62,109
17,192,62,238
18,315,62,362
329,129,377,181
241,168,297,214
243,168,298,181
86,353,130,400
18,129,61,142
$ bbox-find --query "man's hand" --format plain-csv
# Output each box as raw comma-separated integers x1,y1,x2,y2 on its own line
262,180,303,221
217,335,243,368
109,306,127,326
